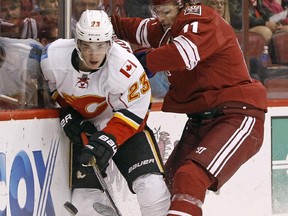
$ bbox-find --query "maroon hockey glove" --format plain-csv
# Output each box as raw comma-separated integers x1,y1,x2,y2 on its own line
134,48,155,78
79,131,117,171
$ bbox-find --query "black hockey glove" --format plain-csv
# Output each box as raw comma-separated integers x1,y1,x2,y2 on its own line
134,48,155,78
79,131,117,171
60,106,97,146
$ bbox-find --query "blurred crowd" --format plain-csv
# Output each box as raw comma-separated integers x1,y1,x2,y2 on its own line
0,0,288,109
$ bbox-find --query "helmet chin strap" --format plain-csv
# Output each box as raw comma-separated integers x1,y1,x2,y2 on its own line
76,46,90,69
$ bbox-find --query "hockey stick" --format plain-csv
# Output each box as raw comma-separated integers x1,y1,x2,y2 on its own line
63,132,122,216
89,157,122,216
93,202,119,216
63,133,89,215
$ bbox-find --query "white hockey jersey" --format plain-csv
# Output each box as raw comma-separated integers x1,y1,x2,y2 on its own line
0,37,43,109
40,38,151,145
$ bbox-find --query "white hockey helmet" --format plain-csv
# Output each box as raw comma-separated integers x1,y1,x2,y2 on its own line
75,10,113,43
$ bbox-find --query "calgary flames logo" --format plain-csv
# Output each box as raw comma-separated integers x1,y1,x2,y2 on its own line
62,93,108,119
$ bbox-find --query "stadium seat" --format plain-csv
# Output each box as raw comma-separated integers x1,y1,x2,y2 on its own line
235,31,270,81
271,32,288,65
234,31,267,59
264,75,288,99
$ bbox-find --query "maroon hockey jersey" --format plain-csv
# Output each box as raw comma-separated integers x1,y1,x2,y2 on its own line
112,4,267,114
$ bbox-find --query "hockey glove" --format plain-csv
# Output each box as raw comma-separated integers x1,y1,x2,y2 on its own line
79,131,117,171
134,48,155,78
60,106,97,146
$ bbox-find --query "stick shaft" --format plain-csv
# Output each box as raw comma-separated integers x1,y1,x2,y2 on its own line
90,158,122,216
81,132,122,216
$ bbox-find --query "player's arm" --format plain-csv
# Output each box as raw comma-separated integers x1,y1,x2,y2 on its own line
142,19,220,73
103,67,151,145
111,15,162,48
40,51,97,145
79,61,151,171
40,80,97,146
132,36,192,77
111,15,142,43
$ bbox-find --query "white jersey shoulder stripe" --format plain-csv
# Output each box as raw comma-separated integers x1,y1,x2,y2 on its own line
173,35,200,70
207,116,256,176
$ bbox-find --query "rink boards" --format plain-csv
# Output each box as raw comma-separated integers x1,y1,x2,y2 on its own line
0,107,288,216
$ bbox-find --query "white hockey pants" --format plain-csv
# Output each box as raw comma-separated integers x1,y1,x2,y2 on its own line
71,173,170,216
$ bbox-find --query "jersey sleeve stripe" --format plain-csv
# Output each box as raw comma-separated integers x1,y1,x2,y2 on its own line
174,35,200,70
114,109,143,130
136,19,151,47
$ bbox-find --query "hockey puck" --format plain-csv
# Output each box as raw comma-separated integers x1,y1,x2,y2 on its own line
64,201,78,215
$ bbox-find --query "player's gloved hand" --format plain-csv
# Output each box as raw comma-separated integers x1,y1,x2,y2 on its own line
60,106,97,146
134,48,155,78
79,131,117,171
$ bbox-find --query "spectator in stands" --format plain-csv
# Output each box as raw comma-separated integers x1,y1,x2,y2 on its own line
34,0,58,33
204,0,230,23
124,0,152,18
38,21,58,46
38,0,58,18
283,0,288,8
263,0,288,28
71,0,100,36
39,0,58,9
0,0,37,39
229,0,282,44
101,0,126,17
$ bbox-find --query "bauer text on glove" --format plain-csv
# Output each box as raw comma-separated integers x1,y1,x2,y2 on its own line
79,131,117,171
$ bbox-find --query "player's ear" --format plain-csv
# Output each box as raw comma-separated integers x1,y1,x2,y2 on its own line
40,38,48,46
76,40,81,50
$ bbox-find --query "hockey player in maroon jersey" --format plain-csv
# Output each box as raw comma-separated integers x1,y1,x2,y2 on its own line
111,0,267,215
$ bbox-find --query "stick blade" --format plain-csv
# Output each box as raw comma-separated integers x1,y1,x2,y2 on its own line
64,201,78,215
93,202,118,216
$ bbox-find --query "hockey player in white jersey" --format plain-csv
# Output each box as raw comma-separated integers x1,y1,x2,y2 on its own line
40,10,170,216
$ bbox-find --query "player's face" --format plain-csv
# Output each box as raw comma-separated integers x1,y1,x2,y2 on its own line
78,41,109,70
152,3,179,32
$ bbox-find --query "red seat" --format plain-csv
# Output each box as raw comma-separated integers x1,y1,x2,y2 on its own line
264,75,288,99
271,32,288,65
234,31,267,59
235,31,271,81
